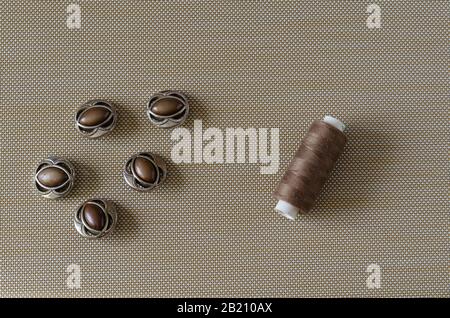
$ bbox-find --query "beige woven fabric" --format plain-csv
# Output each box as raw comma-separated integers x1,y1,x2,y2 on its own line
1,0,448,297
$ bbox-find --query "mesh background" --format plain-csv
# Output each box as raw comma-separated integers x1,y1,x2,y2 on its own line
1,0,448,297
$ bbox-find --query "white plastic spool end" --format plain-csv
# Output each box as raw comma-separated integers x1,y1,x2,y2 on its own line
275,200,299,221
322,115,346,132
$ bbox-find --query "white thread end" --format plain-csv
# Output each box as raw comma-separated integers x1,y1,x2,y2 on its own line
323,115,346,132
275,200,299,220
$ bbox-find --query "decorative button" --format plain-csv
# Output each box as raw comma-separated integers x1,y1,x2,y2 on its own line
123,152,167,191
74,199,117,239
34,156,75,199
75,99,117,138
146,90,189,128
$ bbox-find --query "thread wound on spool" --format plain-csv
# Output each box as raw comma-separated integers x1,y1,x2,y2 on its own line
273,119,347,219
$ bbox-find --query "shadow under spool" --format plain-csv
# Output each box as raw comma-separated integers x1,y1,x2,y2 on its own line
273,116,347,220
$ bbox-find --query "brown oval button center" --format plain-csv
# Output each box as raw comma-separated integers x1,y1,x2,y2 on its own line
133,157,157,183
151,98,183,116
83,203,106,231
79,106,111,126
37,167,69,188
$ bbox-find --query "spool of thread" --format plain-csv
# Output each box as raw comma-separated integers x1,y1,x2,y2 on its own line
273,116,347,220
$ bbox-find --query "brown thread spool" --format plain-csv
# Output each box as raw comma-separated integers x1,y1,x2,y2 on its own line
273,116,347,220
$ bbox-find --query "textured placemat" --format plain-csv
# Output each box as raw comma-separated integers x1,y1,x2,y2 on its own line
1,0,448,297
